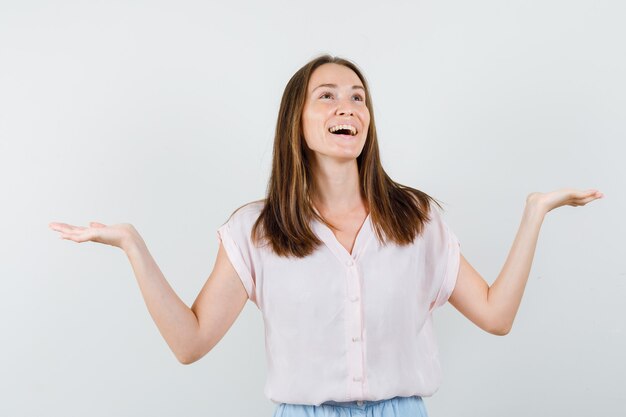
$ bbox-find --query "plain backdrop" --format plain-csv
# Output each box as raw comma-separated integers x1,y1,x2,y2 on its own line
1,0,624,416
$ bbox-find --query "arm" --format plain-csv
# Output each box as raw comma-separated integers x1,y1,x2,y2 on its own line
49,220,248,364
449,204,544,335
124,232,248,364
448,188,604,335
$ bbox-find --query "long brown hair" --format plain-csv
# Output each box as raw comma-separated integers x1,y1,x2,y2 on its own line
233,54,443,258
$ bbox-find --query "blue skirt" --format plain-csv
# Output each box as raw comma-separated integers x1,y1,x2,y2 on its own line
272,395,429,417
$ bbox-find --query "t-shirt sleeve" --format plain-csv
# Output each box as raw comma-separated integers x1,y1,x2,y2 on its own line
425,207,461,313
216,210,258,304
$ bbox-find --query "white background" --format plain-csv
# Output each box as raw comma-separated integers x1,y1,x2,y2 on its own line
1,0,624,416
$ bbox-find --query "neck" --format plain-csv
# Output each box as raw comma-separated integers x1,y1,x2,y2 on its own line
310,157,366,215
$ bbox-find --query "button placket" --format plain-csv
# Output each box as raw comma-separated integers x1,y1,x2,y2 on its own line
310,211,371,400
345,257,365,399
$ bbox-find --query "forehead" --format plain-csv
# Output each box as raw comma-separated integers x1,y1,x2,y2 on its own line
307,63,363,92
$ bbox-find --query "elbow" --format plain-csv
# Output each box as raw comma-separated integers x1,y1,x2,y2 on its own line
491,327,511,336
177,346,212,365
177,356,193,365
176,352,198,365
487,320,512,336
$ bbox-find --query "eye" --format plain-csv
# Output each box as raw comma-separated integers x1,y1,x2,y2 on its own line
318,91,365,102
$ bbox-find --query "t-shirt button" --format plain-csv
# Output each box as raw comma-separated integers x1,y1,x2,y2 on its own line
346,259,354,267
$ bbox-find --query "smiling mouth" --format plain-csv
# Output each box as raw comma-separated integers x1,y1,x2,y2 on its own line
328,125,358,136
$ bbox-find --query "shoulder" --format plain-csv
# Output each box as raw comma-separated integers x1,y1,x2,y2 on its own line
421,204,450,240
426,203,445,223
223,199,266,229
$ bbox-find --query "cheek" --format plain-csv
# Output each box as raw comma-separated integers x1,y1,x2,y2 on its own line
362,110,371,131
301,113,315,137
303,112,326,134
302,117,323,146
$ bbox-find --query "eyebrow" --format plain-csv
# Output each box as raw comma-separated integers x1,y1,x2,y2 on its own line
311,83,365,92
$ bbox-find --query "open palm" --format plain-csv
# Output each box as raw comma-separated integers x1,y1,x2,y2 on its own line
48,221,136,250
527,188,604,213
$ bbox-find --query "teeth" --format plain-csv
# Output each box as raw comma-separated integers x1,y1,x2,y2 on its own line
328,124,357,135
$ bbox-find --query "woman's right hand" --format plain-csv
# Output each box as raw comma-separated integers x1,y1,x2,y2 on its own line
49,221,139,251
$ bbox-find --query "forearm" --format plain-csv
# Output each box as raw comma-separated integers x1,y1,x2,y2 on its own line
487,201,546,334
123,231,199,363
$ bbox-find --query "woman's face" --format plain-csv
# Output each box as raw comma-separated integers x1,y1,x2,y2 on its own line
301,63,370,163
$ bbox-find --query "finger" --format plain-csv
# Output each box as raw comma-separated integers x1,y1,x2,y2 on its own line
583,188,604,198
572,194,602,206
49,222,86,233
574,189,598,198
582,190,604,200
567,189,600,204
49,222,72,231
90,222,106,228
61,228,97,243
59,225,89,236
51,224,74,234
60,232,80,242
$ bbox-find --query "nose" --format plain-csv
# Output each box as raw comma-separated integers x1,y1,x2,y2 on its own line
336,103,355,116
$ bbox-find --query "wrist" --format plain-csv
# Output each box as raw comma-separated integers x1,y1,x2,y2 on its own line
524,196,548,219
121,225,145,254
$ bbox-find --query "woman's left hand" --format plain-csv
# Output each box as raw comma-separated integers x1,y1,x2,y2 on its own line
526,188,604,214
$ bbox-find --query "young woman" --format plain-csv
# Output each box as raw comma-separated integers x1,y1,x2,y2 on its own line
49,55,603,417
